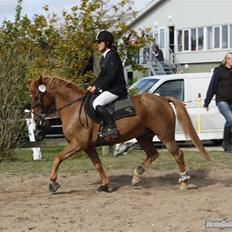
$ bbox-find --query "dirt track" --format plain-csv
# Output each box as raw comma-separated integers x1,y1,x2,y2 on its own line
0,168,232,232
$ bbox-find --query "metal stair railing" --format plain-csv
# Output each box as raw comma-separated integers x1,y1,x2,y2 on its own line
167,47,184,74
138,45,183,76
148,46,166,76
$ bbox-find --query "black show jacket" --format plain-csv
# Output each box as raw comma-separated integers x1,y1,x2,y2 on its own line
93,50,128,97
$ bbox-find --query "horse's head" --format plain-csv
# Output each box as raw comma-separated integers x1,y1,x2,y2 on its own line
26,75,54,124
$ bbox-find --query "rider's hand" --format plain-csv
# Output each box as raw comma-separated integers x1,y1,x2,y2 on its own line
90,86,96,93
87,86,92,91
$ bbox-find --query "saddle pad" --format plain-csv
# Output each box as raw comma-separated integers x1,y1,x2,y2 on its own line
113,98,136,120
84,93,136,123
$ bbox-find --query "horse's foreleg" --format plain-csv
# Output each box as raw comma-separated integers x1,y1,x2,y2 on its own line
165,140,190,190
132,135,159,185
49,142,81,192
85,147,110,192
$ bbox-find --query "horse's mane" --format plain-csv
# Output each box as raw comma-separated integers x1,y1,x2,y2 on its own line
44,76,85,95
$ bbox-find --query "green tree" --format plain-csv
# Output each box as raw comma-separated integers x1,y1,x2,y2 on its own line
0,0,152,160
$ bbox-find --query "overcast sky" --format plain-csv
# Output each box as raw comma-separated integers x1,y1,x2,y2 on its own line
0,0,151,24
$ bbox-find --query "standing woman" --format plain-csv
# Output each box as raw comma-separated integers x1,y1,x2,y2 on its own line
204,52,232,152
87,30,128,138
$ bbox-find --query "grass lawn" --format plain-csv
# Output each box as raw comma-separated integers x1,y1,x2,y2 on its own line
1,144,232,176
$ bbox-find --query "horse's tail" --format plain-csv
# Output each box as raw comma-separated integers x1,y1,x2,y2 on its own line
166,96,211,160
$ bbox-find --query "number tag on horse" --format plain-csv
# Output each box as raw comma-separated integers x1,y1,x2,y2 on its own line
38,84,46,93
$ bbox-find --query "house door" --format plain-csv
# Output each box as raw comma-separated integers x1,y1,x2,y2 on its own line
168,26,175,64
169,26,175,52
159,27,166,59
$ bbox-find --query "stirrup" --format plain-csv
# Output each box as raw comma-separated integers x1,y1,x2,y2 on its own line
102,128,118,139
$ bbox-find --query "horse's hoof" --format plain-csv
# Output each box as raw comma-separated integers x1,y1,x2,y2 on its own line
179,182,198,190
97,185,113,193
132,175,142,186
49,182,61,193
179,182,188,190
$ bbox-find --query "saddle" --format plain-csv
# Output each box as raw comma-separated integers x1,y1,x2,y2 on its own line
84,92,136,123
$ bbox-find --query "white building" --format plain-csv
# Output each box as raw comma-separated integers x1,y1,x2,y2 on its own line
129,0,232,74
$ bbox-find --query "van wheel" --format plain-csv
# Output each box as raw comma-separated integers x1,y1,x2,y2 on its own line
211,139,222,146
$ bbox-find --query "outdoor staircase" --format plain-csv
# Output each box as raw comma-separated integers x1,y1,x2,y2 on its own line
144,46,184,76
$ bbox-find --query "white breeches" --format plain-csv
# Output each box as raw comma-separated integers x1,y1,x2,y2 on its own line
93,91,119,110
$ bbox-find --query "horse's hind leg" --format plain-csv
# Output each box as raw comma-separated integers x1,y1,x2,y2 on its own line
132,134,159,185
164,140,190,190
85,147,110,192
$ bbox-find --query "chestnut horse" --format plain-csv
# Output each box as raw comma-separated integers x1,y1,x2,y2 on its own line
27,75,210,193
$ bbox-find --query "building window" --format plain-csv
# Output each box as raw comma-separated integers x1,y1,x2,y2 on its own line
222,25,228,48
184,29,189,51
207,27,213,49
159,28,165,49
191,29,196,51
230,25,232,48
177,30,182,51
177,24,230,52
214,26,220,49
153,32,159,42
198,27,204,50
153,24,159,43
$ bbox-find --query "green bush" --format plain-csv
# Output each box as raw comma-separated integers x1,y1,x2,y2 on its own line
0,0,153,160
0,49,27,160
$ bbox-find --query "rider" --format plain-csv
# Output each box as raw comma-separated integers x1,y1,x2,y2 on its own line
87,30,128,138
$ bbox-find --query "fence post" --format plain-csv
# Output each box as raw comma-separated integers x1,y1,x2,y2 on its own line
102,146,110,156
25,110,42,160
197,93,202,134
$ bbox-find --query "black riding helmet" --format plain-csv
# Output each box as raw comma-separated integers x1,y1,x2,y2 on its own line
96,30,114,44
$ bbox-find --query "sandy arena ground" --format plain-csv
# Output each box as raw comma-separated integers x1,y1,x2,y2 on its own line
0,168,232,232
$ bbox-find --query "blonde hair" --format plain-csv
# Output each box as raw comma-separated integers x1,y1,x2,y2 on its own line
223,52,232,65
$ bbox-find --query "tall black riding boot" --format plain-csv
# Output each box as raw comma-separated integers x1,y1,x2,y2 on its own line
222,125,232,152
95,105,118,138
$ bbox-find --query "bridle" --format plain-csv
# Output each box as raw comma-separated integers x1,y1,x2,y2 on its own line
31,87,56,121
31,83,88,127
31,90,54,111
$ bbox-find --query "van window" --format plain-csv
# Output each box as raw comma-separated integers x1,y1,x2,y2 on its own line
131,78,160,93
154,80,184,101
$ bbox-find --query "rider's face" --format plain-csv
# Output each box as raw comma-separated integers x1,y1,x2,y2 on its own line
97,41,106,53
226,56,232,68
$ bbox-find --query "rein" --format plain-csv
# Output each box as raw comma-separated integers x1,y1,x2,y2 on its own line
56,95,86,112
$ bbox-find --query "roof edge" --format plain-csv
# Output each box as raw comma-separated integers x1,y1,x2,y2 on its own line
128,0,167,28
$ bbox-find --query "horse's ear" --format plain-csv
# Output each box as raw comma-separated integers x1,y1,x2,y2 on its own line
26,80,32,88
38,75,43,84
42,76,49,84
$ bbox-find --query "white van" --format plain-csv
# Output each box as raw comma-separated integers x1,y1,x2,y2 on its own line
129,72,225,143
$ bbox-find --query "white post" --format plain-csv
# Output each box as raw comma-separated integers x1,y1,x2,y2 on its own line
25,110,42,160
102,146,110,156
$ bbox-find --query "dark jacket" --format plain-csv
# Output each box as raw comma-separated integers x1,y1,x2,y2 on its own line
93,50,128,97
204,64,232,107
155,49,164,63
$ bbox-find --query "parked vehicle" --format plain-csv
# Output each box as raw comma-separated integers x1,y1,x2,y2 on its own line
129,72,225,143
